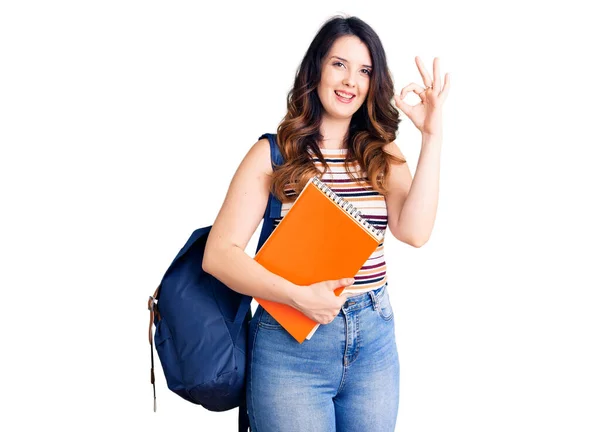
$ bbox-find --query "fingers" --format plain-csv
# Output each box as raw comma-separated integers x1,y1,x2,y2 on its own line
333,277,355,289
416,56,433,88
440,72,450,103
432,57,440,93
416,56,446,95
398,82,427,100
393,93,410,116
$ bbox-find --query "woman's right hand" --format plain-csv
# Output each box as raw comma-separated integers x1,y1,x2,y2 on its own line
291,278,355,325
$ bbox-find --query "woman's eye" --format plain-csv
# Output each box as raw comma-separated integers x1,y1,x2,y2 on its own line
333,62,371,76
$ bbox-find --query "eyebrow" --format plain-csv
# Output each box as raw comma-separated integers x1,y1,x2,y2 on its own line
331,55,372,69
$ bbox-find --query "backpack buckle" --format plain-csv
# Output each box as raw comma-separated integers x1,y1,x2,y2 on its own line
148,295,156,311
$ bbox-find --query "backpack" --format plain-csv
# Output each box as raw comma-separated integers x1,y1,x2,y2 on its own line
147,133,284,432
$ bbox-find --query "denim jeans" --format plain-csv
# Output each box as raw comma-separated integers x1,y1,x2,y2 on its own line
246,282,399,432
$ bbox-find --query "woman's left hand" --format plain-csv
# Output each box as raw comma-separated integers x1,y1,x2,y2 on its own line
394,56,450,137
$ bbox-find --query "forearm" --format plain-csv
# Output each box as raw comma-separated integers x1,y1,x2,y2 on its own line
397,133,442,246
203,243,299,307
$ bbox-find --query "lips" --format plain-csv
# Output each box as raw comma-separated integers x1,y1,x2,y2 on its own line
334,90,355,104
334,90,355,99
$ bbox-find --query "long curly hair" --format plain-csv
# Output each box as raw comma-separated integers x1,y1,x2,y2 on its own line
269,15,406,203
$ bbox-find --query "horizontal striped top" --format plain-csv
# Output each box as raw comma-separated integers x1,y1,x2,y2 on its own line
273,147,388,296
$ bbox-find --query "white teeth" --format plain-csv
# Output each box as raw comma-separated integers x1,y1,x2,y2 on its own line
335,91,354,99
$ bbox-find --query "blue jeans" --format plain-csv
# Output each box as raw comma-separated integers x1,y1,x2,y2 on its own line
246,282,399,432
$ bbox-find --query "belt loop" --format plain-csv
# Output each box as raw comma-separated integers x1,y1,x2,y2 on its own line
368,290,378,312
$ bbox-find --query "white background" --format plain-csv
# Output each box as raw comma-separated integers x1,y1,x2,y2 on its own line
1,1,599,431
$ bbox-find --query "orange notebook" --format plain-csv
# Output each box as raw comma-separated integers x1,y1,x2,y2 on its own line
253,176,384,343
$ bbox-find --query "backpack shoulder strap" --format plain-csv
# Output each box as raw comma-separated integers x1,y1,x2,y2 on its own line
256,133,283,252
258,132,284,169
257,133,283,220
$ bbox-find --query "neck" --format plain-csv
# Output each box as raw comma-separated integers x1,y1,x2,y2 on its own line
319,115,351,149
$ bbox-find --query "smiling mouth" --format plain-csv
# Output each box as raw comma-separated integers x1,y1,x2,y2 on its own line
334,90,355,100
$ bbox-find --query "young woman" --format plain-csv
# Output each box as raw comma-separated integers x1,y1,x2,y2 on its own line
203,15,450,432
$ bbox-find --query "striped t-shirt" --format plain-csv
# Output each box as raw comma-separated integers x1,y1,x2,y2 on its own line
273,147,388,296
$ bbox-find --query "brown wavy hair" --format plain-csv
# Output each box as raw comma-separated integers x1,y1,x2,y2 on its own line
269,15,406,203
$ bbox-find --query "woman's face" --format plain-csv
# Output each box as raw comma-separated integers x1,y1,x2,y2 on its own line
317,35,372,120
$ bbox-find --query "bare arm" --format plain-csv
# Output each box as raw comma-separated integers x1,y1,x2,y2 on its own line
384,134,441,247
202,138,299,307
394,134,441,247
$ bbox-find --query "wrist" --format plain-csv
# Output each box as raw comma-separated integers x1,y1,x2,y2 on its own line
421,132,443,141
284,282,303,310
421,133,443,150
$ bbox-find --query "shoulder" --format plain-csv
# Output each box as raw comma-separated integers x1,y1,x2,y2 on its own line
382,140,410,181
382,140,406,161
244,137,273,176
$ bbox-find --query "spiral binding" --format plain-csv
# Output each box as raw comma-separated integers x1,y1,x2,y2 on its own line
310,176,384,241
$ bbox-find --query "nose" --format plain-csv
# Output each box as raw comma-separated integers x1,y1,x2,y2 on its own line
342,71,357,88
